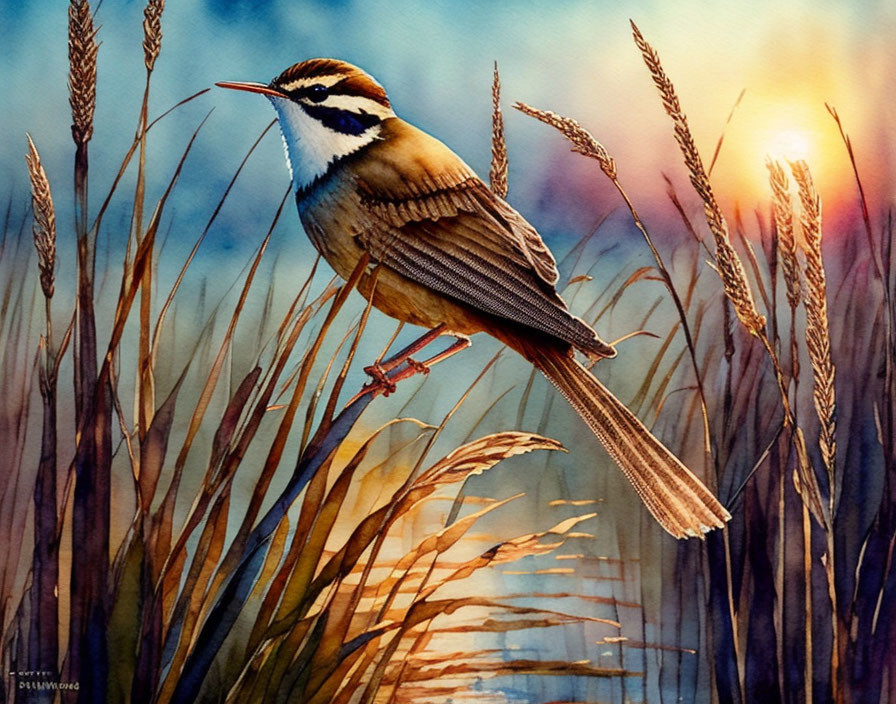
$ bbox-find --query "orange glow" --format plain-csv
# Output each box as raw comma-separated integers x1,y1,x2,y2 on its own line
715,95,852,208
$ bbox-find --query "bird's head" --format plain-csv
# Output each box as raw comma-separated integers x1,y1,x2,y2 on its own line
218,59,395,191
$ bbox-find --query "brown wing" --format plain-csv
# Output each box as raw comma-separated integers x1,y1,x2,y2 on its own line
351,118,615,358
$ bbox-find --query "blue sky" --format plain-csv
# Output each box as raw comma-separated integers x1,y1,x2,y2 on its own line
6,0,892,254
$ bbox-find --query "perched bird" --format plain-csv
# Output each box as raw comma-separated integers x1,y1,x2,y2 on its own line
217,59,730,538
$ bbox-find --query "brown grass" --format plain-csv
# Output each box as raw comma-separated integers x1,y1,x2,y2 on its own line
68,0,98,146
630,20,765,338
513,103,616,180
8,9,891,702
25,135,56,301
489,61,508,199
143,0,165,72
790,160,837,488
767,159,801,311
791,158,841,690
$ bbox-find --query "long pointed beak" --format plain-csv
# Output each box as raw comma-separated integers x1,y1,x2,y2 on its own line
215,81,286,98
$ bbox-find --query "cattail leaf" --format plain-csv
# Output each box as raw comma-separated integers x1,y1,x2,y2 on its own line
106,537,146,701
210,366,262,471
245,511,307,656
247,515,290,606
138,374,185,513
161,547,186,621
158,491,232,697
273,419,425,629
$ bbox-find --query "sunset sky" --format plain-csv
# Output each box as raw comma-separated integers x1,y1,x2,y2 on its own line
3,0,894,259
2,3,894,701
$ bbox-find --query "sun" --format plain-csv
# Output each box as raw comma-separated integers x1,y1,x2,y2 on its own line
748,100,830,166
767,127,814,162
716,95,849,205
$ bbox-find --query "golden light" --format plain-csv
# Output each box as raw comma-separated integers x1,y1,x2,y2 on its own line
767,127,814,162
715,95,851,206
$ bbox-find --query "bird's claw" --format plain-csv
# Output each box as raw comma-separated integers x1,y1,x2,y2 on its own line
405,357,431,375
348,327,471,406
363,362,398,396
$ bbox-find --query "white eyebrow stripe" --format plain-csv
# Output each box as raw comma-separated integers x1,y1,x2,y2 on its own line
278,74,345,92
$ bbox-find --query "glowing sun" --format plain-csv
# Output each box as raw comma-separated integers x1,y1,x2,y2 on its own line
717,96,848,204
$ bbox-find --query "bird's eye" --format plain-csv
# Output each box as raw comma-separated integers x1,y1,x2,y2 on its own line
306,84,328,102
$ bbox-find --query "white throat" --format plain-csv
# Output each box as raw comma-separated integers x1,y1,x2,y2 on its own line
268,96,383,192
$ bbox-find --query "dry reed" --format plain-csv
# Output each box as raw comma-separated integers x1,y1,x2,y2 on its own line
790,160,837,490
143,0,165,72
25,135,56,300
8,7,885,700
514,103,616,180
630,21,849,701
791,159,841,692
628,21,831,528
68,0,98,146
490,61,508,198
630,20,765,338
767,159,801,311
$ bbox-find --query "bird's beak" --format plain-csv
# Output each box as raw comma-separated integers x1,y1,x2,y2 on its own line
215,81,286,98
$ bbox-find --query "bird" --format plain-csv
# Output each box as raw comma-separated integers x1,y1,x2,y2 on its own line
216,58,730,538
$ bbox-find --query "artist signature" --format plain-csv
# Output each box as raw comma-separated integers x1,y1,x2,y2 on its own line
8,671,79,691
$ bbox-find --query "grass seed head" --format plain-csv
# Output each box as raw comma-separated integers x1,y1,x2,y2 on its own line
490,62,509,199
514,102,617,180
143,0,165,71
25,134,56,299
631,20,766,336
767,158,802,309
68,0,98,145
791,159,837,484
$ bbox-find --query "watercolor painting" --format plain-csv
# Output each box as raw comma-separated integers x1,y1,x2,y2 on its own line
1,1,893,702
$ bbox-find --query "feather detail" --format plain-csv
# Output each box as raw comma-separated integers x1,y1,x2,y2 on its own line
355,118,561,287
512,339,730,538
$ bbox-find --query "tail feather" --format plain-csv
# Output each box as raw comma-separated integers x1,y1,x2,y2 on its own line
531,347,730,538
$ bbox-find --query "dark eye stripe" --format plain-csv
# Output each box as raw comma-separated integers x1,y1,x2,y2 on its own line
300,103,381,136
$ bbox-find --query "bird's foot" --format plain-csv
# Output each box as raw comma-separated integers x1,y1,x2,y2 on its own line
348,327,471,405
362,362,398,396
404,357,431,376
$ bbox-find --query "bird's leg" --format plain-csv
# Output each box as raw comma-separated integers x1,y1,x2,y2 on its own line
352,325,471,403
365,323,448,377
412,334,471,370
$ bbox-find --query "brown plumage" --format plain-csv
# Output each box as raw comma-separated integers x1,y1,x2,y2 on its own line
218,59,730,538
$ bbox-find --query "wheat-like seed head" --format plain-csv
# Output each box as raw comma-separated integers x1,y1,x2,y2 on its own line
68,0,98,146
631,20,766,337
513,102,617,180
25,135,56,300
489,62,509,199
767,158,801,310
143,0,165,72
790,159,837,487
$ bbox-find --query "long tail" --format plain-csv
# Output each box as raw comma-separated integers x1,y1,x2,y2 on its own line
523,343,730,538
